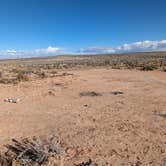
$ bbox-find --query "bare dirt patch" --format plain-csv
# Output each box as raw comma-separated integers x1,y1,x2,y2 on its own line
0,68,165,165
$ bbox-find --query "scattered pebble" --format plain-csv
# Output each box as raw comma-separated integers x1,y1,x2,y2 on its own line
4,97,20,103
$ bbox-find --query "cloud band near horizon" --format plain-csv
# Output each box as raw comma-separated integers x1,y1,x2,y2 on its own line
0,40,166,58
80,40,166,54
0,46,65,58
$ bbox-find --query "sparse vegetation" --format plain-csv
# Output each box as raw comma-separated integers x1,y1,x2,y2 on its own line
0,51,165,84
0,136,98,166
16,72,30,81
0,78,18,84
161,67,166,72
140,65,157,71
0,71,3,78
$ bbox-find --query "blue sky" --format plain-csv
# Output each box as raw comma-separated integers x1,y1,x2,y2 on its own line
0,0,166,57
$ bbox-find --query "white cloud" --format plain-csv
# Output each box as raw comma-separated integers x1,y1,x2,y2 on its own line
80,40,166,54
1,40,166,58
0,46,65,58
79,47,115,54
35,46,63,55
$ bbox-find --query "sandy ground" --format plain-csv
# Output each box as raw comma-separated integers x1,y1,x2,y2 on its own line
0,68,166,165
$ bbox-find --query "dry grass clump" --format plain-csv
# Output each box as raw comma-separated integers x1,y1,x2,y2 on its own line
140,65,157,71
161,67,166,72
16,72,30,82
0,78,18,84
0,136,64,166
37,71,48,79
111,65,121,69
0,71,3,78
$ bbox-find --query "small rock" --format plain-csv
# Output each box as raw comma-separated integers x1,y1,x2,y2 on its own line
66,147,77,157
48,91,55,96
4,97,20,103
74,159,98,166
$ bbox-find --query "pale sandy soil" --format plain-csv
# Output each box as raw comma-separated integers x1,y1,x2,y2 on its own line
0,68,166,165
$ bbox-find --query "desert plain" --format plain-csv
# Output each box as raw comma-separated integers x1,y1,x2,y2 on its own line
0,53,165,165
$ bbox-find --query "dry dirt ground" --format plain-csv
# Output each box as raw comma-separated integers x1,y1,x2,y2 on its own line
0,68,166,165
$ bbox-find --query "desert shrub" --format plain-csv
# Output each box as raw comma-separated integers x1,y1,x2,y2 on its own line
0,71,3,78
47,64,54,69
125,61,136,69
10,68,20,74
37,71,47,78
0,78,18,84
16,72,30,81
50,70,57,74
140,65,157,71
103,59,110,66
112,65,121,69
161,67,166,72
20,69,34,74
